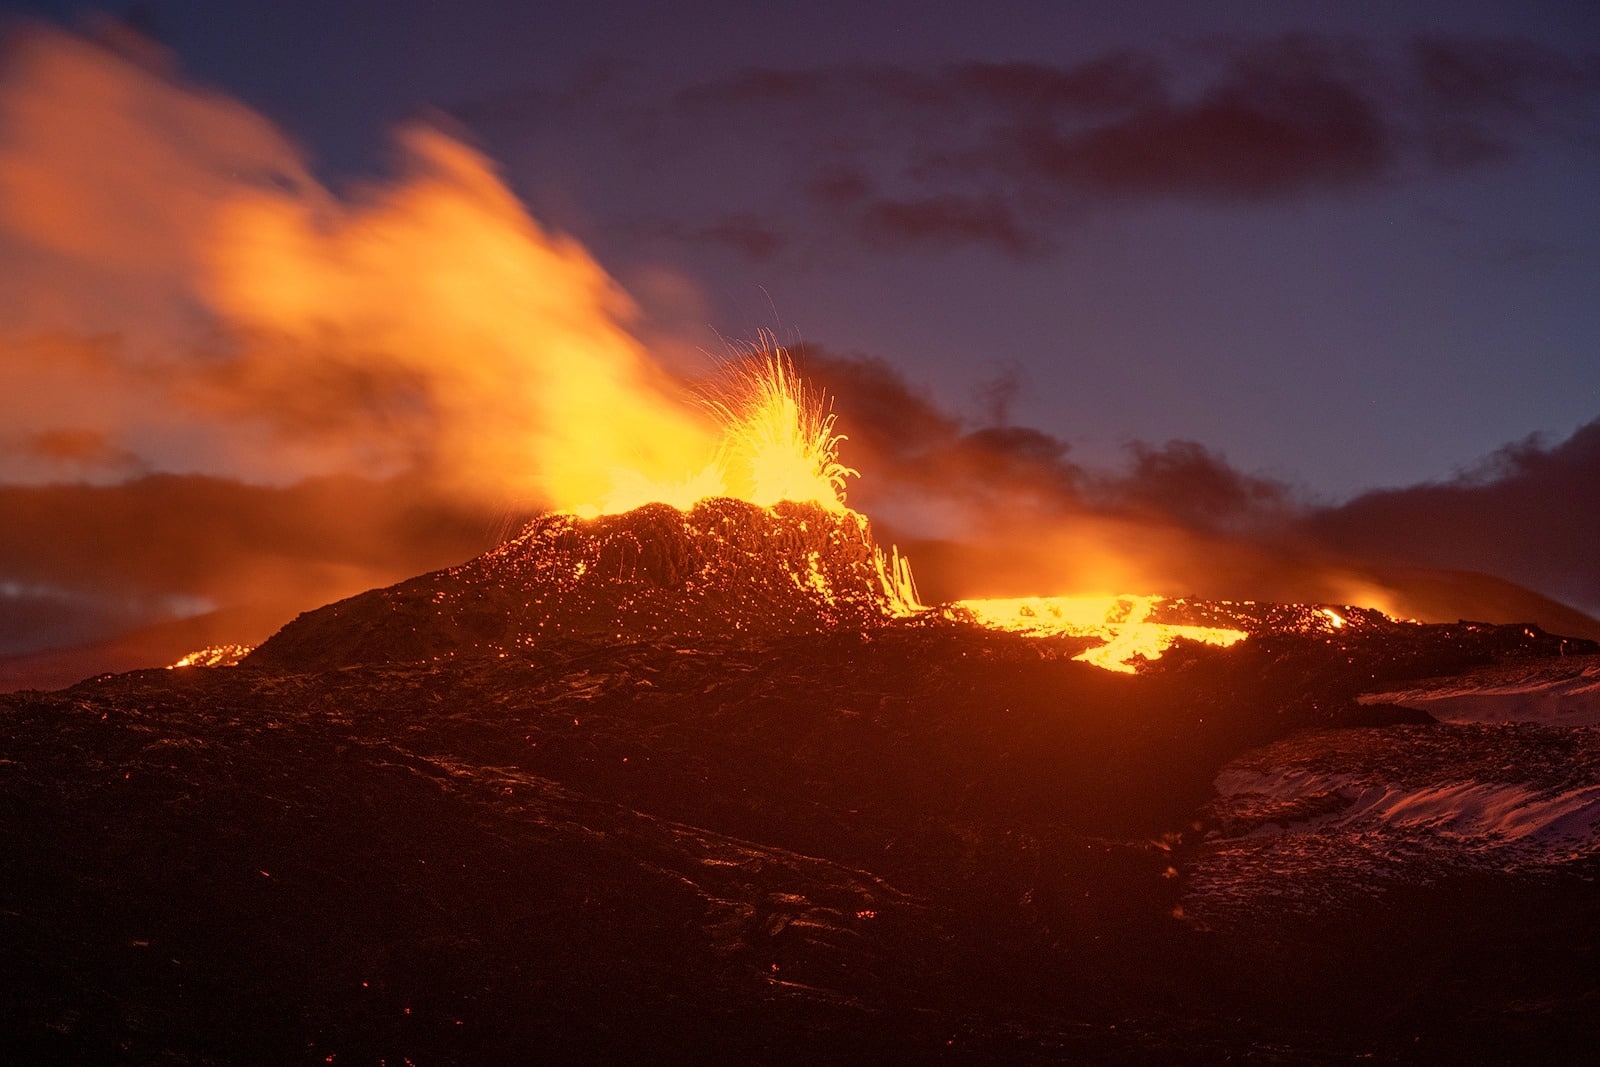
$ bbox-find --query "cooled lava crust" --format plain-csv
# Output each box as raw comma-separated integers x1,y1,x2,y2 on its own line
249,499,905,671
3,503,1598,1062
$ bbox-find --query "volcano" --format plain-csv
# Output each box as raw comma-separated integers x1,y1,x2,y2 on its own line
248,499,916,672
4,501,1599,1062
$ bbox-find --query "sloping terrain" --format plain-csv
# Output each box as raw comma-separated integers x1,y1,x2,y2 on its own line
4,610,1598,1061
1363,653,1600,727
4,503,1599,1061
249,500,912,672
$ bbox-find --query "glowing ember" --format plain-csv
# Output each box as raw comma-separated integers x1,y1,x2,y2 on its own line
708,348,857,512
170,644,255,668
952,595,1246,673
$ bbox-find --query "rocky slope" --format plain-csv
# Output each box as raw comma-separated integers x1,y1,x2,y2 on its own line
249,499,912,671
4,508,1599,1062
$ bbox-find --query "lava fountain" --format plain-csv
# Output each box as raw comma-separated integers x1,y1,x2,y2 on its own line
587,343,857,518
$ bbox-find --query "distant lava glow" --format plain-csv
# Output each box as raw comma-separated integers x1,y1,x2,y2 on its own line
953,596,1248,673
170,644,254,668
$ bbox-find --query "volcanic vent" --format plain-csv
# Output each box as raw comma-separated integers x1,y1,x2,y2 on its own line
249,498,918,671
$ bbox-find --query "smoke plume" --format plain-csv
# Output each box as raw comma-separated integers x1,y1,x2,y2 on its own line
0,26,723,653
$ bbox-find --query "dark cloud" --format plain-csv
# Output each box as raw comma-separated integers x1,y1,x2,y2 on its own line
801,346,1294,532
1095,440,1291,531
858,194,1039,257
1007,51,1392,201
798,346,1600,633
791,347,959,462
695,214,785,260
1409,36,1600,118
675,54,1163,118
1308,418,1600,616
971,363,1024,427
1406,36,1600,170
457,34,1600,257
796,345,1083,511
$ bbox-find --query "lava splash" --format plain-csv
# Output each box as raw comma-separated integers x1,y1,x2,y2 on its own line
586,345,860,518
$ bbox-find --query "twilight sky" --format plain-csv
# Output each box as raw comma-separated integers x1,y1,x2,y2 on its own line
1,1,1598,661
11,0,1596,492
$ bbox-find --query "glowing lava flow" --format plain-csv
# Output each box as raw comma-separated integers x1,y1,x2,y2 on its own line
170,644,255,668
953,595,1247,673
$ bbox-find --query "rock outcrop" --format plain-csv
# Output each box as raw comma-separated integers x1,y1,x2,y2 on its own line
249,499,914,671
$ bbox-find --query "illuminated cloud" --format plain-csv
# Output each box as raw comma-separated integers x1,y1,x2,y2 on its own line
1314,418,1600,616
796,347,1600,631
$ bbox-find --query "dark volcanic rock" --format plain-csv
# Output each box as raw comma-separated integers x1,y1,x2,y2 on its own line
250,499,909,671
5,509,1600,1062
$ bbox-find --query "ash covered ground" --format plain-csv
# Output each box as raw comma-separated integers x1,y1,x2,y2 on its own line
3,502,1598,1062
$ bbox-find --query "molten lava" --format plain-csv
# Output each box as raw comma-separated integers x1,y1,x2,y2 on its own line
169,643,254,668
709,349,857,513
952,596,1247,673
559,346,920,617
585,345,856,518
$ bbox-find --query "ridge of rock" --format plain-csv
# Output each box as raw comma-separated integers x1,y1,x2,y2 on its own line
248,499,908,671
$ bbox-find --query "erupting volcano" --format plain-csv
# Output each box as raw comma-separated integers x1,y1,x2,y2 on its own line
9,325,1600,1067
7,210,1600,1067
244,350,1273,677
5,25,1600,1063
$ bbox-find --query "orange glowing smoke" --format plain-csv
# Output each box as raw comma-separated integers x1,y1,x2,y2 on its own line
0,28,724,513
206,125,739,514
0,29,878,525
